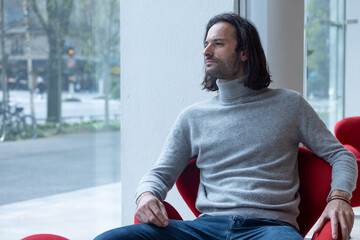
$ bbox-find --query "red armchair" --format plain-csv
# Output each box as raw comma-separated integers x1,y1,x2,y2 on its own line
21,234,69,240
334,116,360,208
334,116,360,152
135,147,360,239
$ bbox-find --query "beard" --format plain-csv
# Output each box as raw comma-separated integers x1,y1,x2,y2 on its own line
205,52,240,80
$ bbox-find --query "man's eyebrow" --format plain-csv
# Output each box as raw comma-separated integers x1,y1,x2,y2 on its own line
212,38,226,42
204,38,226,45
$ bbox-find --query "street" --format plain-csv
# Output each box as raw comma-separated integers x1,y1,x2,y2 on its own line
0,130,121,206
0,89,121,205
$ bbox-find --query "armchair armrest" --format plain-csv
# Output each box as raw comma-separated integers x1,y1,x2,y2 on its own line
311,220,341,240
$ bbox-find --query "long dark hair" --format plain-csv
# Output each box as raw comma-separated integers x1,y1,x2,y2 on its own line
202,13,271,91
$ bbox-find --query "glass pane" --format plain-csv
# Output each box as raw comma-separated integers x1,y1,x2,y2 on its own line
305,0,345,130
0,0,120,239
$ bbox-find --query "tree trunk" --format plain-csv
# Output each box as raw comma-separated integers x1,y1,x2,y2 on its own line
22,0,36,121
1,0,8,108
46,33,62,122
31,0,73,123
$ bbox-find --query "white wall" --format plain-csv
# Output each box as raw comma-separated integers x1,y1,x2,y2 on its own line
266,0,304,93
345,0,360,117
245,0,304,94
120,0,235,226
245,0,268,55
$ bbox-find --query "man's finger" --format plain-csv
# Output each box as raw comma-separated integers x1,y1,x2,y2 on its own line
313,216,327,234
338,211,350,240
344,208,354,232
143,205,163,226
158,202,169,226
330,212,339,239
135,208,148,224
149,202,168,227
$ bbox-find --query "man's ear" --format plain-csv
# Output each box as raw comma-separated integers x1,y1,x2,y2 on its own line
240,48,247,62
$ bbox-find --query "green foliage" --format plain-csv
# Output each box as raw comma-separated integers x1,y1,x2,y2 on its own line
67,0,120,99
305,0,331,98
37,120,120,138
111,74,120,99
1,126,23,141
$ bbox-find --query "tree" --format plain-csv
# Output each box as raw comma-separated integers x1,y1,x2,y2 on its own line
96,0,120,127
306,0,330,99
22,0,36,122
67,0,120,127
1,0,8,109
31,0,73,123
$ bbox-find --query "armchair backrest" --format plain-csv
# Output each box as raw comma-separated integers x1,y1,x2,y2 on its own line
175,147,360,237
334,116,360,152
176,158,201,217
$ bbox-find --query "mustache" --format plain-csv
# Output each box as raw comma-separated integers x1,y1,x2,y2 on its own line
205,56,218,62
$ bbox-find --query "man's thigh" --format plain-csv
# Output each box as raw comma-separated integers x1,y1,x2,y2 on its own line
94,216,230,240
230,217,303,240
247,225,303,240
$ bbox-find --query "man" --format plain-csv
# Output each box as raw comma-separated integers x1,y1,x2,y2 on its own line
95,13,357,240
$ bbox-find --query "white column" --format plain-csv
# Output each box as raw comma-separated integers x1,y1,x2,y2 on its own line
120,0,235,226
248,0,305,94
345,0,360,117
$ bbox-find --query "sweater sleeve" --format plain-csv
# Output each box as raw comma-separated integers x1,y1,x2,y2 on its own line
297,94,358,197
135,110,192,202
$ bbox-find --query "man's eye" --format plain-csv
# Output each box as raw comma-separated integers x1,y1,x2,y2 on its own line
216,43,223,46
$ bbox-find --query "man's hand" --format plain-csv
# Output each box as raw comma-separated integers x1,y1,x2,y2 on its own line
313,190,354,240
135,192,169,227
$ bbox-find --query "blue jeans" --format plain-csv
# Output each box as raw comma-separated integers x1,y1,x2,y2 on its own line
94,215,303,240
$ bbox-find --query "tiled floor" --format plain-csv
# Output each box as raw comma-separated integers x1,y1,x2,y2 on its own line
0,183,359,240
0,183,122,240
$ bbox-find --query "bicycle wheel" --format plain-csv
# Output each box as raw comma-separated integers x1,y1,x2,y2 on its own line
10,113,21,134
0,114,6,142
18,115,38,139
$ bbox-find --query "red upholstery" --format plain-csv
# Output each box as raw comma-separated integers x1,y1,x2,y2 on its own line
334,116,360,152
175,158,201,217
334,117,360,207
344,144,360,159
21,234,69,240
297,147,332,236
311,220,340,240
343,145,360,207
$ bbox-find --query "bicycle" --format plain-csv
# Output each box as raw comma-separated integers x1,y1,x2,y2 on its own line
0,102,38,142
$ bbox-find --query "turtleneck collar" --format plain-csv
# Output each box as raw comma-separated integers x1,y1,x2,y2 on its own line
216,75,257,104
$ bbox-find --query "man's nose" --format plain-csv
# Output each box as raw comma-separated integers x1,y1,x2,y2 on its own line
203,44,212,58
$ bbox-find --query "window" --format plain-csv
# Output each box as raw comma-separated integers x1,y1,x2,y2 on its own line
0,0,120,239
10,37,24,55
305,0,345,130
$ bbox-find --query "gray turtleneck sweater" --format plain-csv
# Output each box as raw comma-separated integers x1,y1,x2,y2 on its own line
136,76,357,229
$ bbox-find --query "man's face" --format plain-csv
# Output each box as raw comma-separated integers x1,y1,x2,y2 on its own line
203,22,246,81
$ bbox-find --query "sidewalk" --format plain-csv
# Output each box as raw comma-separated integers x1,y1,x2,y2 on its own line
2,90,121,122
